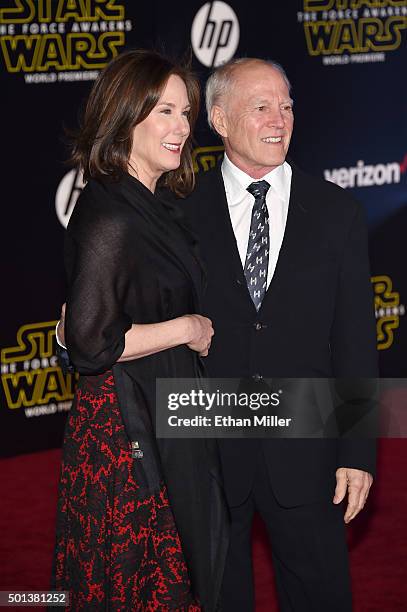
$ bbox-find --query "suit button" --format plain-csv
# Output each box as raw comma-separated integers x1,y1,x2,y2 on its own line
254,322,263,330
252,373,263,381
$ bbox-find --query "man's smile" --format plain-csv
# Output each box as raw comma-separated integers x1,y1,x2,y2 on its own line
261,136,282,143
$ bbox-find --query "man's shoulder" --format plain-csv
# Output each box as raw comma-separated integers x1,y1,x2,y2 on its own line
174,165,223,216
291,163,362,221
193,165,223,196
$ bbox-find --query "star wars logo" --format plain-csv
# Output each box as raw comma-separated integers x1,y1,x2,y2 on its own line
0,0,131,83
1,321,77,416
192,145,225,173
372,275,405,350
297,0,406,65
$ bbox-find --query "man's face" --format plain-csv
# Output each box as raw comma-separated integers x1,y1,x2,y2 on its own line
212,62,294,178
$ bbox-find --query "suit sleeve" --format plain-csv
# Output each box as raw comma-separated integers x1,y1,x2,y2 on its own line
330,200,378,476
65,209,133,375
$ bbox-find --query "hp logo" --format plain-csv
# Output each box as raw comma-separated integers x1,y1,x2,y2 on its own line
55,168,85,228
191,1,240,68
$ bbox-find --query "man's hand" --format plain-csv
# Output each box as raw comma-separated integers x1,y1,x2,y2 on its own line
333,467,373,523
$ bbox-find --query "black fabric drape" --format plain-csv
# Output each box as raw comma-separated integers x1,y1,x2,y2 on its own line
64,173,229,611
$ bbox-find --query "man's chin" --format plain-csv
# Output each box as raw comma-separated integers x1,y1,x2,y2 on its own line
260,156,285,170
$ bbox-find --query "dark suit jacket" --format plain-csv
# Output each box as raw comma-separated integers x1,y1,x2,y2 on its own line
178,160,378,508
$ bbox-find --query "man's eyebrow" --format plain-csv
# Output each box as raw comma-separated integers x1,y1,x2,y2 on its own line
249,97,268,104
249,97,294,106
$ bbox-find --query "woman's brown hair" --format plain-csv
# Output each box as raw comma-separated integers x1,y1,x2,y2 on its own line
71,49,200,197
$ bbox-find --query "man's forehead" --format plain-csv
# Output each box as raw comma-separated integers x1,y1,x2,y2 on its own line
231,64,287,92
232,73,290,101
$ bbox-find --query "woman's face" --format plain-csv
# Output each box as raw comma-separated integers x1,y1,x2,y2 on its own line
129,74,191,190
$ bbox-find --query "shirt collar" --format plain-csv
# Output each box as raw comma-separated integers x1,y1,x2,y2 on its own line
221,152,292,207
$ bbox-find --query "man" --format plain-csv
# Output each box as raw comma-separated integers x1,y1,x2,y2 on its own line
179,58,378,611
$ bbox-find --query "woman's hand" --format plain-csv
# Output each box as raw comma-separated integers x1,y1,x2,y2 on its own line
56,303,66,347
183,314,214,357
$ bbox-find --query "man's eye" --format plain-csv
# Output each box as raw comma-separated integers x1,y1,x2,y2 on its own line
257,106,266,111
282,105,293,111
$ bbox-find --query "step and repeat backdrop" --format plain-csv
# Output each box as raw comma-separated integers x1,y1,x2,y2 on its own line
1,0,406,456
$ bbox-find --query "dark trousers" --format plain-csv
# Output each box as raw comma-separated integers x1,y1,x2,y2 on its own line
220,452,352,612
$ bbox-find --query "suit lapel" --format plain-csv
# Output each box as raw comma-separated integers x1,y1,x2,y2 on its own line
203,163,313,315
192,162,314,315
259,165,310,313
208,165,256,310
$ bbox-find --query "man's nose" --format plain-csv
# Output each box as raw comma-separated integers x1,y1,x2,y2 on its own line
266,108,285,128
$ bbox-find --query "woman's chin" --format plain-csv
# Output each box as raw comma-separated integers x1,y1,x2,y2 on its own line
163,160,182,173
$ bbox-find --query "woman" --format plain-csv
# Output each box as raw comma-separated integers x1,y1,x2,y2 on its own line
51,50,228,611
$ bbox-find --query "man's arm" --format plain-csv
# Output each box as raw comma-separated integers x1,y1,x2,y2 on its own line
330,199,378,522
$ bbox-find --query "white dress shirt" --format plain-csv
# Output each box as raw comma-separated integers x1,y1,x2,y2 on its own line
221,154,292,289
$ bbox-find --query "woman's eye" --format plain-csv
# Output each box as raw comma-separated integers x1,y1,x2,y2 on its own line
160,108,171,114
182,110,191,117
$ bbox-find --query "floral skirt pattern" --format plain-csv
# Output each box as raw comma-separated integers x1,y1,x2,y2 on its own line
51,371,200,611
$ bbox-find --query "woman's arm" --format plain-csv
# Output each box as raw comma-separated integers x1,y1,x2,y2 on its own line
57,306,213,362
120,314,213,361
64,188,213,374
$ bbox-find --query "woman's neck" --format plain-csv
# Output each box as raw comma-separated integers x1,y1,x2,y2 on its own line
127,160,159,193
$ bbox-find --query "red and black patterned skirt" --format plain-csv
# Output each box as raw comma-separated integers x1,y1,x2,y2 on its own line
51,371,200,611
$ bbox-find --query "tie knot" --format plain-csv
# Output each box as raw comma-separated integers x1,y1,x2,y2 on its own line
247,180,270,200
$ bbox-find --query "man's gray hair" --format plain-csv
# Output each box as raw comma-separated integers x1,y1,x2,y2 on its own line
205,57,292,130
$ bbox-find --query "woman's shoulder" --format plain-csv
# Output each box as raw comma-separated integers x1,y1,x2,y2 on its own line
79,176,128,210
73,175,136,217
66,177,133,248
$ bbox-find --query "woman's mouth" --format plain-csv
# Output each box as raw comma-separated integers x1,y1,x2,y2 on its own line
162,142,181,152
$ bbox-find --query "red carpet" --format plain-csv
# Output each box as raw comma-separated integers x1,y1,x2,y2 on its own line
0,439,406,610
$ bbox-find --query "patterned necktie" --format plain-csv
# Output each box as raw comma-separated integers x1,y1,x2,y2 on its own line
244,180,270,310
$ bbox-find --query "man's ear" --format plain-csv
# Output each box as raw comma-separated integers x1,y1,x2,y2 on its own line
211,105,228,138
